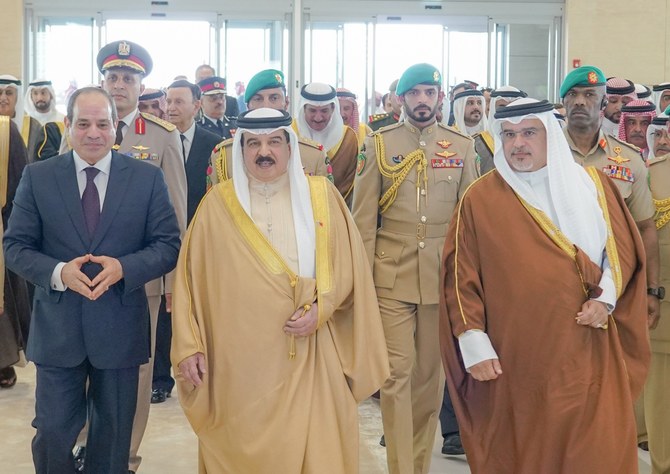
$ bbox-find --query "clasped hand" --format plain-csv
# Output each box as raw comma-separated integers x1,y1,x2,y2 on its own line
284,302,319,337
575,299,608,329
61,254,123,300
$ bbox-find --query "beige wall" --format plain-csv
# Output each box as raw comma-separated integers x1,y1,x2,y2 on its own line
0,0,23,78
565,0,668,85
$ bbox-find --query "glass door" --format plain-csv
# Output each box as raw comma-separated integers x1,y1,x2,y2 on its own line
491,18,562,100
30,16,98,113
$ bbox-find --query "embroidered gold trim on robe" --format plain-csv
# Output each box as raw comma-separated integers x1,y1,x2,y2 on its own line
21,115,30,146
218,180,298,279
0,116,10,208
452,167,622,326
308,176,332,328
586,166,623,297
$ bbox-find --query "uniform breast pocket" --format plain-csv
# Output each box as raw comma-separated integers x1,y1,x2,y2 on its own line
392,172,416,203
434,172,460,203
612,179,632,200
602,165,633,200
373,235,405,289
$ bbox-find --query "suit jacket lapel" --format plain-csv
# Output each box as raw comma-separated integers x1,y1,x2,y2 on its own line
55,152,89,248
90,151,131,251
185,127,202,172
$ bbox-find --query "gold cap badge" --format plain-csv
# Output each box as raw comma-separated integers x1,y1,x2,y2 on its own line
118,41,131,57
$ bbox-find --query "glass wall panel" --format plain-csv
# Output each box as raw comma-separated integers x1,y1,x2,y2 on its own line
33,17,96,113
446,31,488,88
105,19,211,87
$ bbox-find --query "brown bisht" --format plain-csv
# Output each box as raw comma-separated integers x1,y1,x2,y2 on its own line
440,168,650,474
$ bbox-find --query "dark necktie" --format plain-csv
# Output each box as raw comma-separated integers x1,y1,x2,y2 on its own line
180,134,187,163
216,119,224,135
82,167,101,237
114,121,126,146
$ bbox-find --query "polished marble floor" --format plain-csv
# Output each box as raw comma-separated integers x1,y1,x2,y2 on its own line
0,364,652,473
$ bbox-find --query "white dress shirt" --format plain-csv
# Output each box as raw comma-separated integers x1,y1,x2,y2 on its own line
50,151,113,291
180,121,196,163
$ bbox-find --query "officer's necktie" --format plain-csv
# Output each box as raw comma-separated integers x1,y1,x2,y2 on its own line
216,119,224,135
180,134,187,163
114,120,125,146
82,167,101,237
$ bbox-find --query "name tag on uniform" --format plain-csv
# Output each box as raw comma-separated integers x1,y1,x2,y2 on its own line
602,164,634,183
431,157,463,168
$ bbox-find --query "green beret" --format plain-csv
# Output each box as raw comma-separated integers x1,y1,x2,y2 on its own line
559,65,606,98
245,69,285,104
396,63,442,96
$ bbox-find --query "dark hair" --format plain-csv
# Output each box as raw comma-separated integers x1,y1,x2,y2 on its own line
168,80,201,100
66,86,118,123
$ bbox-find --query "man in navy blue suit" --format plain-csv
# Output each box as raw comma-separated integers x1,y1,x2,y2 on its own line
4,86,180,474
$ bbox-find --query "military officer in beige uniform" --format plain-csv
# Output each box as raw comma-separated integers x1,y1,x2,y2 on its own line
352,63,477,474
70,40,187,474
208,69,330,186
643,116,670,474
561,66,659,316
561,65,659,452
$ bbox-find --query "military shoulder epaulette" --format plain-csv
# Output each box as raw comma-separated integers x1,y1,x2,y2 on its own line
213,137,233,152
369,113,391,123
298,137,325,151
140,112,176,132
376,121,404,133
648,155,668,166
437,121,471,139
608,135,641,152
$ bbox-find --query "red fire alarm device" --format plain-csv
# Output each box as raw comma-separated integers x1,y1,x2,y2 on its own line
573,59,581,68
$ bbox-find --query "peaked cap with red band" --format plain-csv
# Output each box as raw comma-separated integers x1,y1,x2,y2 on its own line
97,40,153,76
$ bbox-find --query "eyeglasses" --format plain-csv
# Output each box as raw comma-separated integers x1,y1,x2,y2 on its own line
500,128,542,143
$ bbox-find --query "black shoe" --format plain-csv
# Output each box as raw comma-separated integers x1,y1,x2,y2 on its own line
638,441,649,451
73,446,85,472
442,433,465,456
151,388,171,404
379,434,385,447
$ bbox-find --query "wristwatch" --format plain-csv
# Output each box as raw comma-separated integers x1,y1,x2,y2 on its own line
648,287,666,300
